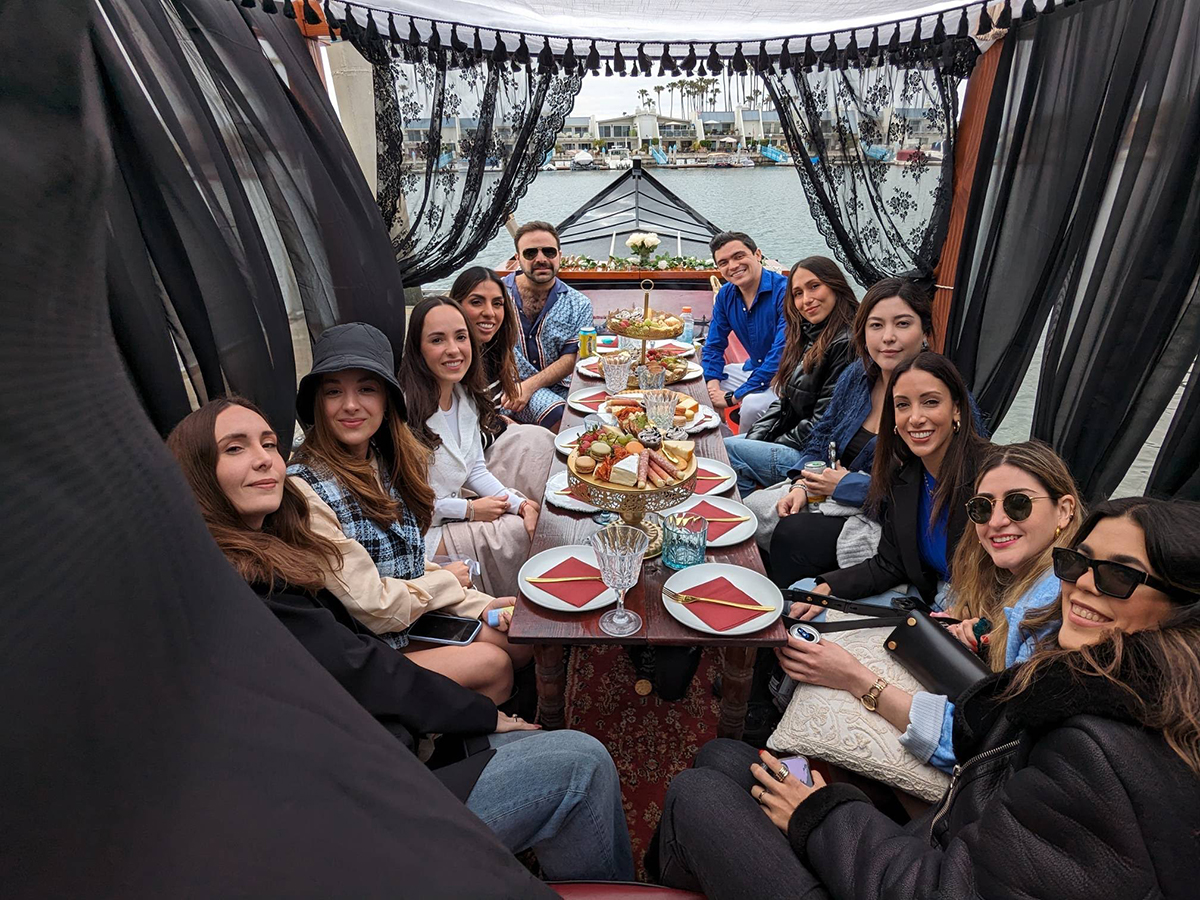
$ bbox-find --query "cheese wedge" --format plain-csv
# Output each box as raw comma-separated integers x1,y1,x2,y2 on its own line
608,454,640,487
662,440,694,464
676,396,700,415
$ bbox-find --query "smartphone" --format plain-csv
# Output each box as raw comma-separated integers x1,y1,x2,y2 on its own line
405,612,482,646
778,754,815,787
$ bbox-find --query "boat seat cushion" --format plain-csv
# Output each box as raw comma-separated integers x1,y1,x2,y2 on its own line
551,882,705,900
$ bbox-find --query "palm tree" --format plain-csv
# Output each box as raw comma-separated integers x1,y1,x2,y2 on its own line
667,80,677,117
654,84,664,114
710,84,721,113
636,88,649,110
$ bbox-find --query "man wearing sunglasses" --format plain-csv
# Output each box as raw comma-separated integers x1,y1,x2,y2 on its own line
502,221,595,430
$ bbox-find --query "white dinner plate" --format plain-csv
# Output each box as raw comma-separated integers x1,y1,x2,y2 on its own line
567,388,615,415
544,471,599,513
518,545,616,613
555,425,586,456
684,405,721,434
659,494,757,547
690,457,736,495
661,563,783,636
575,358,702,383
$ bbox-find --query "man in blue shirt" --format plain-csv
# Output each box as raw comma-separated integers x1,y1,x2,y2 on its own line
501,220,595,430
701,232,788,433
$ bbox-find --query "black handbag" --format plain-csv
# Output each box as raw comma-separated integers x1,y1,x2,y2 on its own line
784,589,991,701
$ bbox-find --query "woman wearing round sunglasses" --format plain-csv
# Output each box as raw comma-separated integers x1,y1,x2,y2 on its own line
773,441,1081,774
654,496,1200,899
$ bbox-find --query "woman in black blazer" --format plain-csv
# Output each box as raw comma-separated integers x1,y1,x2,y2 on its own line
793,352,991,615
167,397,635,882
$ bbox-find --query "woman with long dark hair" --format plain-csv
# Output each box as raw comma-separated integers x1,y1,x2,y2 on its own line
775,441,1081,773
168,398,634,882
792,351,992,615
766,279,938,590
450,267,557,504
655,497,1200,899
724,257,858,494
286,323,523,693
399,296,544,600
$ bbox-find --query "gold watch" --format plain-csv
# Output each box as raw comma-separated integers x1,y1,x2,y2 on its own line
861,676,889,712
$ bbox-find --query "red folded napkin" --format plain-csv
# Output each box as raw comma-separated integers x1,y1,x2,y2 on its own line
528,557,607,607
581,360,603,376
657,342,690,355
693,467,727,495
576,390,609,410
687,500,747,540
678,576,769,631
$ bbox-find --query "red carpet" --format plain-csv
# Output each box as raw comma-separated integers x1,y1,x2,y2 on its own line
562,645,724,881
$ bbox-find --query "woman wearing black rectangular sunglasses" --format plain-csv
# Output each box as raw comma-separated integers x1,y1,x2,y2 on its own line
655,496,1200,900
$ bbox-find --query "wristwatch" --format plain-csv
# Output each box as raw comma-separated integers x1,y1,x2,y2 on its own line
724,390,736,407
861,676,889,712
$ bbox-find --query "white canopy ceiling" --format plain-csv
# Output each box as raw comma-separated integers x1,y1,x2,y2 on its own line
333,0,1017,52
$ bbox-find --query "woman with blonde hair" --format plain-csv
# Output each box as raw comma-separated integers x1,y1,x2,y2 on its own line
773,439,1081,771
286,323,526,693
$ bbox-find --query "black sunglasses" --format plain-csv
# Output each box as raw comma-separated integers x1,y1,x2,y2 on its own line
1052,546,1181,600
521,246,559,261
965,493,1051,525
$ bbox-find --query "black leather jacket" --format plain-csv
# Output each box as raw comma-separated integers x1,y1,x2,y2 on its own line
786,644,1200,899
745,322,853,451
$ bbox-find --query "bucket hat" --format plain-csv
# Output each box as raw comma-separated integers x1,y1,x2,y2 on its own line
295,322,406,428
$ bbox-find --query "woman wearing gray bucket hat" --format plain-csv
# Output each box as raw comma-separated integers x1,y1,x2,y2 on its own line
287,323,524,698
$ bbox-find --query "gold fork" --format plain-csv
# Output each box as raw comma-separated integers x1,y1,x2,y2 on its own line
662,586,773,612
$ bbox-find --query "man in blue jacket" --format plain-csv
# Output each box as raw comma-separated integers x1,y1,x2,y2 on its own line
701,232,788,433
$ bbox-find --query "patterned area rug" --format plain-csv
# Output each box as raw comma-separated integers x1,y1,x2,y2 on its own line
562,645,724,881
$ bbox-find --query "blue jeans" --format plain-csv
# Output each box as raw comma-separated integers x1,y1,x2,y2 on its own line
465,730,634,881
724,436,805,495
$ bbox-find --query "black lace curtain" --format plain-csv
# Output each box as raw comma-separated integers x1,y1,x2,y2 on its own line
339,7,582,286
761,38,977,286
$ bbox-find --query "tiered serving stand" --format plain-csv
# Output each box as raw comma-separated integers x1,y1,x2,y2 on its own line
571,279,695,556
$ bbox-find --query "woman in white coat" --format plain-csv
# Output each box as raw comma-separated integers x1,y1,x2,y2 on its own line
400,296,546,599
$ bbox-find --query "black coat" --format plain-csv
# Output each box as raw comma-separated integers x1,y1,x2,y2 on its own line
787,646,1200,900
746,323,853,451
820,457,973,606
253,583,499,800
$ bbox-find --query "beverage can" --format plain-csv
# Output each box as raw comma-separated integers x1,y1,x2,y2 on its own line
579,326,597,358
803,460,828,504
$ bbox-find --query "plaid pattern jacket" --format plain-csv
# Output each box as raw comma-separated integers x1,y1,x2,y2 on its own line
288,457,425,581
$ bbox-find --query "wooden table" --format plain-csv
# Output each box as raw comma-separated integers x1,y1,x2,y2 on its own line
508,371,787,740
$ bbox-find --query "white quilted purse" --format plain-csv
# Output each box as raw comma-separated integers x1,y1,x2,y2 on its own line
766,609,952,803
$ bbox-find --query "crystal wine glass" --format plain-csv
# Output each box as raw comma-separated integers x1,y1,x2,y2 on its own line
590,525,651,637
643,389,675,431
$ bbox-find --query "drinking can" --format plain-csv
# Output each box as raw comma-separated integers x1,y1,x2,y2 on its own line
803,460,828,504
579,326,597,358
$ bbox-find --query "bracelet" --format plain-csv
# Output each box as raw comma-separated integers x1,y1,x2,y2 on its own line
860,676,889,712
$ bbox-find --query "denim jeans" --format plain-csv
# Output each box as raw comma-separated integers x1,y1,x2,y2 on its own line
465,730,634,881
655,739,829,899
724,435,805,495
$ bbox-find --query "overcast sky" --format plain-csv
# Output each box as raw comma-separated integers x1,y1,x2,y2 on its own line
573,72,764,118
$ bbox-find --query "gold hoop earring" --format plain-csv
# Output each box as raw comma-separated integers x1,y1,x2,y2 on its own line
893,425,898,435
1055,526,1062,539
952,420,960,433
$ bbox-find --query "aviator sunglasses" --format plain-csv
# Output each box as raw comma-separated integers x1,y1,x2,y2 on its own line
965,492,1050,525
1052,546,1183,600
521,245,559,261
